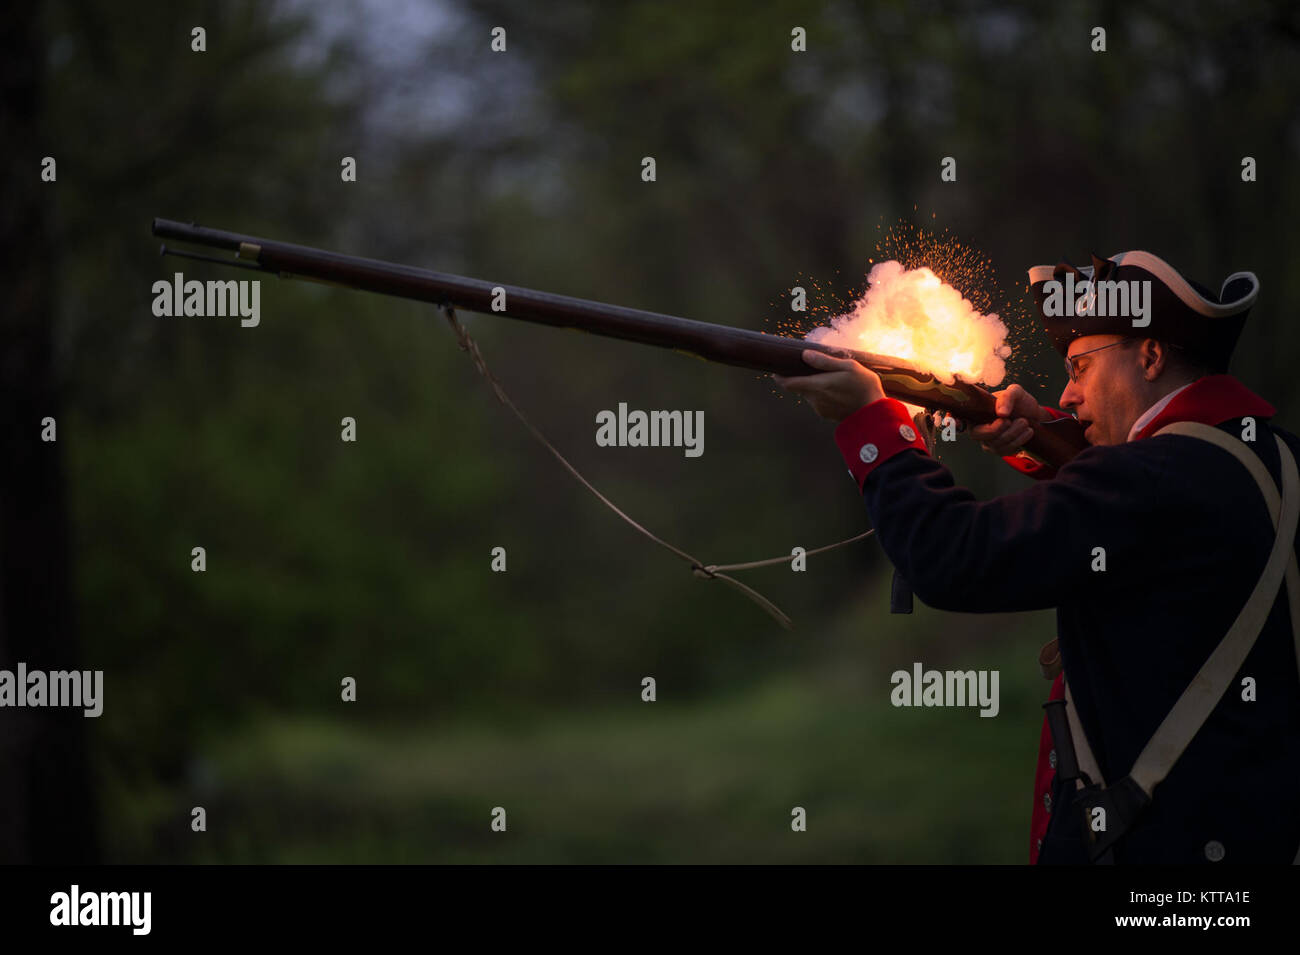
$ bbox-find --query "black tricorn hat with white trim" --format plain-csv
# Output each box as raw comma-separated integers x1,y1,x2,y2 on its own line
1027,251,1259,370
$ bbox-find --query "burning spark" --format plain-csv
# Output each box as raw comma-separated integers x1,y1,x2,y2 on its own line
767,218,1048,402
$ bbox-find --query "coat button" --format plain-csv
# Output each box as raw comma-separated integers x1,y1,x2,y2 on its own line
899,424,917,442
1036,837,1043,853
1044,793,1052,812
1204,840,1225,862
859,443,879,463
1049,748,1057,769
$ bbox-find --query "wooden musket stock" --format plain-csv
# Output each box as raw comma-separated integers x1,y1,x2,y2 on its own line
152,218,1089,468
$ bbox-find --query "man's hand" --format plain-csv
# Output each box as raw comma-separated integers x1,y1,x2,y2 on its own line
968,384,1046,455
772,349,886,422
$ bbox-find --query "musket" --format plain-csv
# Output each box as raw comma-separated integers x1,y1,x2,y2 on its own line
152,218,1089,468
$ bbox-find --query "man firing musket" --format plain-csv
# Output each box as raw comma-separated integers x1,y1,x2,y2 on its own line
775,251,1300,865
151,220,1298,862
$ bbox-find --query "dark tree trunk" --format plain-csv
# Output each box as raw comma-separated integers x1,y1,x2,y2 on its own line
0,5,100,863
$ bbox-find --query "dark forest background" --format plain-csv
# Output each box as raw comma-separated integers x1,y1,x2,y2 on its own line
2,0,1297,862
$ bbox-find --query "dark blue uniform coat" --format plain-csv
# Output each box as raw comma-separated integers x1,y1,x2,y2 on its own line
833,375,1300,864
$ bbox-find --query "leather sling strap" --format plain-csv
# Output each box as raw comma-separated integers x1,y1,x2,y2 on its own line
1063,677,1104,791
1152,426,1300,686
1137,425,1300,793
1059,422,1300,862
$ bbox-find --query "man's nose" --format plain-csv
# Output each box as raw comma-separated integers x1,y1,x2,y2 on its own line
1059,379,1081,410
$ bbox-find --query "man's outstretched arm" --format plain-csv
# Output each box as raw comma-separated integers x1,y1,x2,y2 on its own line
775,350,1149,613
836,397,1151,612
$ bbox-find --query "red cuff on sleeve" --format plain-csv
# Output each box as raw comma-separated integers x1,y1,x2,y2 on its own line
1002,452,1058,481
834,398,930,491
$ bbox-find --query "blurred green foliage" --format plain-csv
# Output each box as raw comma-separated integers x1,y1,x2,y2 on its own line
34,0,1300,860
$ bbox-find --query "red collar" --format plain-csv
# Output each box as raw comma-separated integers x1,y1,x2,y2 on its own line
1133,375,1276,441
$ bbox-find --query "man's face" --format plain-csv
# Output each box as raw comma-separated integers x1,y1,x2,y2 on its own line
1058,335,1149,446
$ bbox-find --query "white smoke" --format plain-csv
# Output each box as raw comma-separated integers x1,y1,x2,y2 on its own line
805,260,1010,385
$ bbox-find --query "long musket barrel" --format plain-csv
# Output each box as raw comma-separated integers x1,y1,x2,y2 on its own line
152,218,1088,468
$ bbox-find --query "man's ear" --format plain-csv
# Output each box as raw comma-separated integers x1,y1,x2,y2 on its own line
1141,339,1166,381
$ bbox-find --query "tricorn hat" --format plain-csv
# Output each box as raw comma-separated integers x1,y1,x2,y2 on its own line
1027,251,1259,370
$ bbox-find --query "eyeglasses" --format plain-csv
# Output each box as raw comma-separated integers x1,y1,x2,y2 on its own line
1064,340,1131,383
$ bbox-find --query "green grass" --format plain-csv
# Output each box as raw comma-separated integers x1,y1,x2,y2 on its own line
108,599,1054,864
